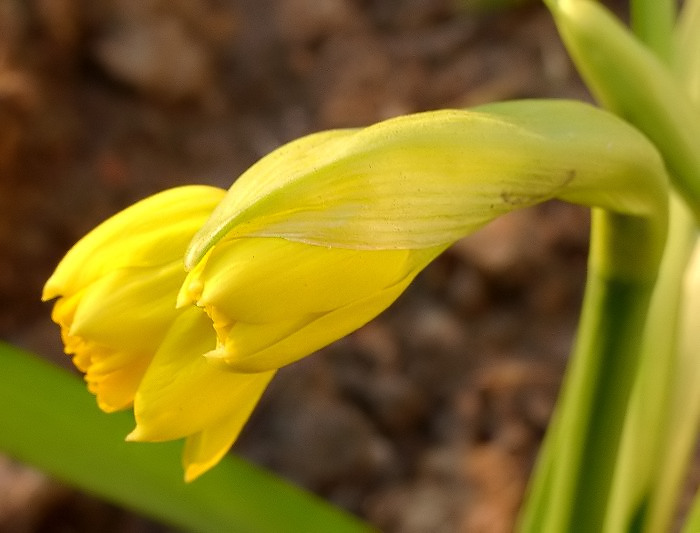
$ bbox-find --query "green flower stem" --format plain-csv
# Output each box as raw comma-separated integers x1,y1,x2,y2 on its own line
605,196,696,533
677,0,700,99
674,4,700,530
680,256,700,533
518,209,663,532
630,0,675,61
535,2,700,530
640,5,700,530
603,4,700,530
0,342,373,533
545,0,700,221
652,232,700,533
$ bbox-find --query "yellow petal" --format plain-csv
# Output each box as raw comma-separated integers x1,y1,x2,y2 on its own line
44,186,227,413
207,244,448,372
44,185,225,301
82,346,151,412
189,237,414,324
57,333,150,412
129,308,274,441
183,129,354,267
50,291,83,333
54,289,154,412
182,386,272,482
69,261,184,353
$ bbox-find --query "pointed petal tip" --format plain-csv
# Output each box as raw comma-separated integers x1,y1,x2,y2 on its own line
125,426,145,442
183,248,199,272
202,348,235,371
175,289,192,309
176,278,204,309
183,464,206,483
41,279,60,302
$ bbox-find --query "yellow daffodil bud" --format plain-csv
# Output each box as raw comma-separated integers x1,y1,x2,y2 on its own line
184,99,667,374
43,186,274,481
44,99,667,481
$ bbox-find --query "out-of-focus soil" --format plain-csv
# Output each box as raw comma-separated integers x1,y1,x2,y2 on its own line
0,1,598,531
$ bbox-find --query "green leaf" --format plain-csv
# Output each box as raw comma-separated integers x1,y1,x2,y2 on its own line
630,0,675,61
0,341,373,533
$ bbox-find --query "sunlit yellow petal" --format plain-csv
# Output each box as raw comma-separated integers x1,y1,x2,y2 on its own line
128,308,274,442
206,244,448,372
69,262,184,353
182,385,273,482
53,291,152,411
83,347,151,412
44,185,227,418
186,237,413,324
43,186,225,301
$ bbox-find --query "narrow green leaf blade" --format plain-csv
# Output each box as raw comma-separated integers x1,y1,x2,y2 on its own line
0,341,373,533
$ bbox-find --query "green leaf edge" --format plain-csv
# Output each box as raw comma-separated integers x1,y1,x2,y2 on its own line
0,341,374,533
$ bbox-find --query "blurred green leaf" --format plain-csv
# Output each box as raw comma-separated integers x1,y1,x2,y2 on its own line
0,341,373,533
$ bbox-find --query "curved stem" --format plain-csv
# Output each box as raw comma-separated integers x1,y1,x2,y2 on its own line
545,0,700,222
653,232,700,532
518,210,661,532
605,195,696,533
630,0,675,61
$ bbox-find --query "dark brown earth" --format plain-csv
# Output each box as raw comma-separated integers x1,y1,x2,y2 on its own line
0,1,603,531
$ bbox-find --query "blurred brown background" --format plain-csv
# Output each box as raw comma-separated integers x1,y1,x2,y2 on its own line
0,0,597,531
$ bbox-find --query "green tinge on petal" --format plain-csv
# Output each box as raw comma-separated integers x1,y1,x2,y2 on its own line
186,100,666,268
129,308,274,442
194,238,415,324
208,245,448,372
44,186,225,301
184,128,355,269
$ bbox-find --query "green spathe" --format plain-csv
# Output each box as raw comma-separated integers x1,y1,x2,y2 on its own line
186,99,667,278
